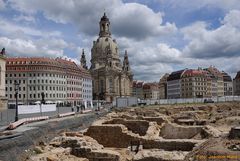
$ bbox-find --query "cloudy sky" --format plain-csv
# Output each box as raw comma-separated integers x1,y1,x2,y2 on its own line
0,0,240,81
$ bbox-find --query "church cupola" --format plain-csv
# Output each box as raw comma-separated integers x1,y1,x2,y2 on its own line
123,50,131,72
81,49,88,70
99,12,111,37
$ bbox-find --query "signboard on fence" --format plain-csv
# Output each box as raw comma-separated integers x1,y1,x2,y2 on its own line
18,104,56,114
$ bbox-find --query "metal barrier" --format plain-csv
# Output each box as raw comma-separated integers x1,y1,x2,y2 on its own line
58,112,75,117
8,116,49,130
81,109,92,114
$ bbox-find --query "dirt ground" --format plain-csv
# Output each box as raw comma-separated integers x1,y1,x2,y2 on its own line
26,102,240,161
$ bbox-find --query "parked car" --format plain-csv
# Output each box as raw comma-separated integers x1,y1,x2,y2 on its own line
204,98,214,103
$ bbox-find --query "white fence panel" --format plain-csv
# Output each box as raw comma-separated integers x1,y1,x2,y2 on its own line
18,105,40,114
41,104,56,112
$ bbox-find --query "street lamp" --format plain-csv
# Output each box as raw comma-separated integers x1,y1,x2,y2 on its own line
14,80,20,121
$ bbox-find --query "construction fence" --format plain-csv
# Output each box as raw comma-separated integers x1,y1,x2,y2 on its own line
115,96,240,107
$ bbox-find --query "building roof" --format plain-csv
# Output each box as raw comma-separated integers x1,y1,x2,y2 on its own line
132,81,144,88
234,71,240,80
204,66,222,77
159,73,169,84
222,71,232,82
182,69,206,77
143,82,159,90
100,12,109,21
6,57,91,77
167,69,185,81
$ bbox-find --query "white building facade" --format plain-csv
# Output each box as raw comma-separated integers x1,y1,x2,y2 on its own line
6,57,92,107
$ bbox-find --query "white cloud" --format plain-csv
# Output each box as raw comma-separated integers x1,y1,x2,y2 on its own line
182,10,240,58
9,0,177,40
0,37,68,57
111,3,177,39
163,0,240,12
13,14,36,23
222,10,240,28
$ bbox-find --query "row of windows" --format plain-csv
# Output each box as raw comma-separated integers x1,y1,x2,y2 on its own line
6,86,82,92
66,93,81,98
6,79,66,85
7,60,58,65
182,82,206,86
7,93,68,99
82,84,92,87
6,73,87,80
7,92,84,99
82,89,92,93
6,79,85,86
82,95,92,99
182,87,207,91
182,78,206,82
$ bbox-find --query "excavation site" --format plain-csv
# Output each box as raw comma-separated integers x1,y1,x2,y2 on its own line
26,102,240,161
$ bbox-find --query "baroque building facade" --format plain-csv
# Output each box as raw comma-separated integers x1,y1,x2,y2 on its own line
6,57,92,107
90,13,133,102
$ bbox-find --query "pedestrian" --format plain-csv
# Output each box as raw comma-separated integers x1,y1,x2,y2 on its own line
71,106,74,112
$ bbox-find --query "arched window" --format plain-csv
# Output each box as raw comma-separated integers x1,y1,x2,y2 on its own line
102,24,105,31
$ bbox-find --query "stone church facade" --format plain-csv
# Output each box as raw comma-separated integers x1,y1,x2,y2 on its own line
90,13,133,102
